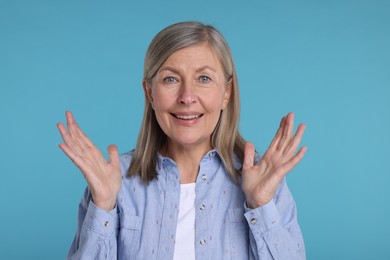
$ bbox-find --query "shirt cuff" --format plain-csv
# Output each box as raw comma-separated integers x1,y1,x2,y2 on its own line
82,201,118,237
244,200,281,235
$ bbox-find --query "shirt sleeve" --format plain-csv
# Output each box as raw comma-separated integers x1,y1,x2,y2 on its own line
244,178,306,260
66,187,119,260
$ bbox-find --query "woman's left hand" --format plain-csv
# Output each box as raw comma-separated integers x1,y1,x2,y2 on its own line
242,112,307,209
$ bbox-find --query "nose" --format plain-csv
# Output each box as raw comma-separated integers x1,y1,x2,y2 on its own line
178,82,197,105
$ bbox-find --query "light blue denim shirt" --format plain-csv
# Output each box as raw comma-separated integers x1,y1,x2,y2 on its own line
67,150,305,259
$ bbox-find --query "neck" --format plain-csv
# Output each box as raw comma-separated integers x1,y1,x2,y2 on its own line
162,141,212,184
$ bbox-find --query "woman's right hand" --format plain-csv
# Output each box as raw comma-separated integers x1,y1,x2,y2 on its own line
57,111,122,211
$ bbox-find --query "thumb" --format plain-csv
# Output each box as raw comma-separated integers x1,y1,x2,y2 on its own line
107,144,120,166
243,142,255,170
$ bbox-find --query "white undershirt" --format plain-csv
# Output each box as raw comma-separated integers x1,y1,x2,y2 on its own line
173,183,196,260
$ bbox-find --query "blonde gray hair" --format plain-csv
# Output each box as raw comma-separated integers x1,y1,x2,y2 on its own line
128,21,245,183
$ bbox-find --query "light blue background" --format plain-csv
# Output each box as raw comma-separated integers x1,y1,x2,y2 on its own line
1,0,389,259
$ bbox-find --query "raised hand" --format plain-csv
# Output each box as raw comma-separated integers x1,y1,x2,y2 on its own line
242,112,307,209
57,111,122,211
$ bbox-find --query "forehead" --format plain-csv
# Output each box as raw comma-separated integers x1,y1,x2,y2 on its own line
160,43,223,71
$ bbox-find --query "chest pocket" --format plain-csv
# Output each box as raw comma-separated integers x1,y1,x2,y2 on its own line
117,213,142,259
227,208,249,257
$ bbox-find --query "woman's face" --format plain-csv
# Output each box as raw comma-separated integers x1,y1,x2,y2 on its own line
144,43,231,151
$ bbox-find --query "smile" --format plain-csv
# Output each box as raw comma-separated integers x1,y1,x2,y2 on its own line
172,113,203,120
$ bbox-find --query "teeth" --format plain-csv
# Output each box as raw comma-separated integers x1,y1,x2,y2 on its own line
175,114,201,120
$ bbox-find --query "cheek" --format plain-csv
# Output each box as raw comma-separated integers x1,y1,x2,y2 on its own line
152,101,169,122
152,107,170,134
151,89,172,110
150,91,175,127
207,90,229,111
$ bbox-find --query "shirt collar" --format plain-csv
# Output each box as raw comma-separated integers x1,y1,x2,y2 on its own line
156,149,220,171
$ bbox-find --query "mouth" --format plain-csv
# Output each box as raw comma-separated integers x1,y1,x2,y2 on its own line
171,113,203,120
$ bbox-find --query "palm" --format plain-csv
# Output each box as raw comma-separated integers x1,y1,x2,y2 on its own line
57,111,122,211
242,113,307,209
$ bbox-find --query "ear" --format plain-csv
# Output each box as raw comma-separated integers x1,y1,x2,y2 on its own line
222,79,232,110
143,80,154,109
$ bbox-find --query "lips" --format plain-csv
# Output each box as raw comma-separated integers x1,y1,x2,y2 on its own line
171,113,203,120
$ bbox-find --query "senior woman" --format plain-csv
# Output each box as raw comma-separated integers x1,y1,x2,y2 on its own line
58,21,307,259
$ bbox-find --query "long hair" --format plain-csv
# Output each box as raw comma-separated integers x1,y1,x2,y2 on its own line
127,21,245,183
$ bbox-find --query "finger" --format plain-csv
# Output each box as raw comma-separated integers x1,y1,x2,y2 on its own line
66,111,78,137
269,116,286,150
57,122,83,155
277,112,294,151
243,142,255,169
285,123,306,156
66,111,96,153
66,111,89,149
107,144,120,167
57,122,69,143
277,146,307,178
67,111,95,148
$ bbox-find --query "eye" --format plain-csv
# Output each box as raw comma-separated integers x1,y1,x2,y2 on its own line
163,76,178,84
198,75,211,83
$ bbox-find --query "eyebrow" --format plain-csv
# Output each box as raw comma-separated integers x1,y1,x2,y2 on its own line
158,66,180,74
195,66,217,73
158,65,217,74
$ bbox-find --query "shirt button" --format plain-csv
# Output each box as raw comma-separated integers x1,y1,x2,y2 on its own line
200,239,206,245
250,218,257,225
104,221,110,228
201,174,207,181
199,204,206,211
